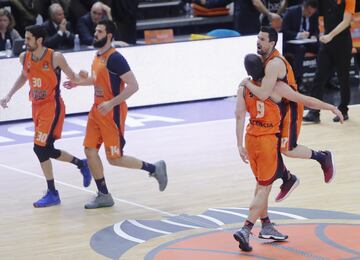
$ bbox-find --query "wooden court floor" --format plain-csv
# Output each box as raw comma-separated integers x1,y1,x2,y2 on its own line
0,105,359,259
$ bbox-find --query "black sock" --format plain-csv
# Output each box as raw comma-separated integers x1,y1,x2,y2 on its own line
141,161,156,174
281,169,291,183
311,150,326,164
95,177,109,194
244,220,254,230
261,216,271,226
47,179,56,193
71,157,84,169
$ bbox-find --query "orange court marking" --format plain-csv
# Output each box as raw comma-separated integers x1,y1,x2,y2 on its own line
150,224,360,260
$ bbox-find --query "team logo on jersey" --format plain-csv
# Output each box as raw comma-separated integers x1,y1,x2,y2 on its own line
42,62,49,70
95,86,104,97
31,89,47,100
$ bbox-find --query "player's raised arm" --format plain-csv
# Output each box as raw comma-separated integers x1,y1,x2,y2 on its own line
243,58,282,101
274,81,344,123
53,52,93,88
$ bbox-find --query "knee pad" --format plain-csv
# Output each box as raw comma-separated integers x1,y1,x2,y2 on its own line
33,144,50,162
47,144,61,159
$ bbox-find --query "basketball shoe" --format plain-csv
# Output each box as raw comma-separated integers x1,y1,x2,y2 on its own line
33,190,61,207
275,173,300,202
259,223,288,240
233,227,252,252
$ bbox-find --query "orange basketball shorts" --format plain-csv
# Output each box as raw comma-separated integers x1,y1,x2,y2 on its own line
281,101,304,152
84,103,128,159
32,97,65,146
245,133,285,185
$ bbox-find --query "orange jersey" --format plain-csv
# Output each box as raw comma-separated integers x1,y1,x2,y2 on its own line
91,48,127,106
264,49,297,91
244,82,285,136
264,49,304,151
23,48,61,105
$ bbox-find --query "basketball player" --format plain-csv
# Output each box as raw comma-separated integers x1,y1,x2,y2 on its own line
241,26,336,202
233,53,343,252
0,25,92,208
63,20,167,209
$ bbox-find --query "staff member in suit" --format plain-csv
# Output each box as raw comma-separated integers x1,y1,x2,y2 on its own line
42,3,74,50
303,0,355,123
282,0,319,86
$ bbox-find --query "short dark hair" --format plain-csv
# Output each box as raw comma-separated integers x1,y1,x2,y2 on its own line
25,25,47,43
303,0,318,9
98,19,116,37
244,54,264,81
260,26,278,46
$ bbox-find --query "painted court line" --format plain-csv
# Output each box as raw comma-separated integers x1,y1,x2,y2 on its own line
197,214,224,226
232,207,308,220
114,221,145,243
128,220,172,235
161,219,201,229
208,208,248,219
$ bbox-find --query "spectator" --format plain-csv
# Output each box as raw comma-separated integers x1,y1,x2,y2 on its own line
261,0,288,27
234,0,281,35
111,0,139,44
0,8,22,51
10,0,40,36
76,1,112,45
282,0,319,86
43,3,75,50
67,0,97,30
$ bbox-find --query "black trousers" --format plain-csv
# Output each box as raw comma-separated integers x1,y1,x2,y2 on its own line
311,35,352,114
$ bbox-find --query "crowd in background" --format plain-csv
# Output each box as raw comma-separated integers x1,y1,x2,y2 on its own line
0,0,322,108
0,0,138,52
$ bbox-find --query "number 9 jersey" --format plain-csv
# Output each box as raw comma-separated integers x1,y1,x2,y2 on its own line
244,81,285,137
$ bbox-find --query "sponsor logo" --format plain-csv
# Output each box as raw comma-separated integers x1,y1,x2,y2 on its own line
42,62,49,70
249,119,274,128
94,86,104,97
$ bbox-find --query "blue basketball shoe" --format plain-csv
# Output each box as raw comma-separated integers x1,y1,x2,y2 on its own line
80,159,92,187
33,190,61,208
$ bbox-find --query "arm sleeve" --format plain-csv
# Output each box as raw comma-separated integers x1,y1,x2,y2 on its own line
107,52,131,77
